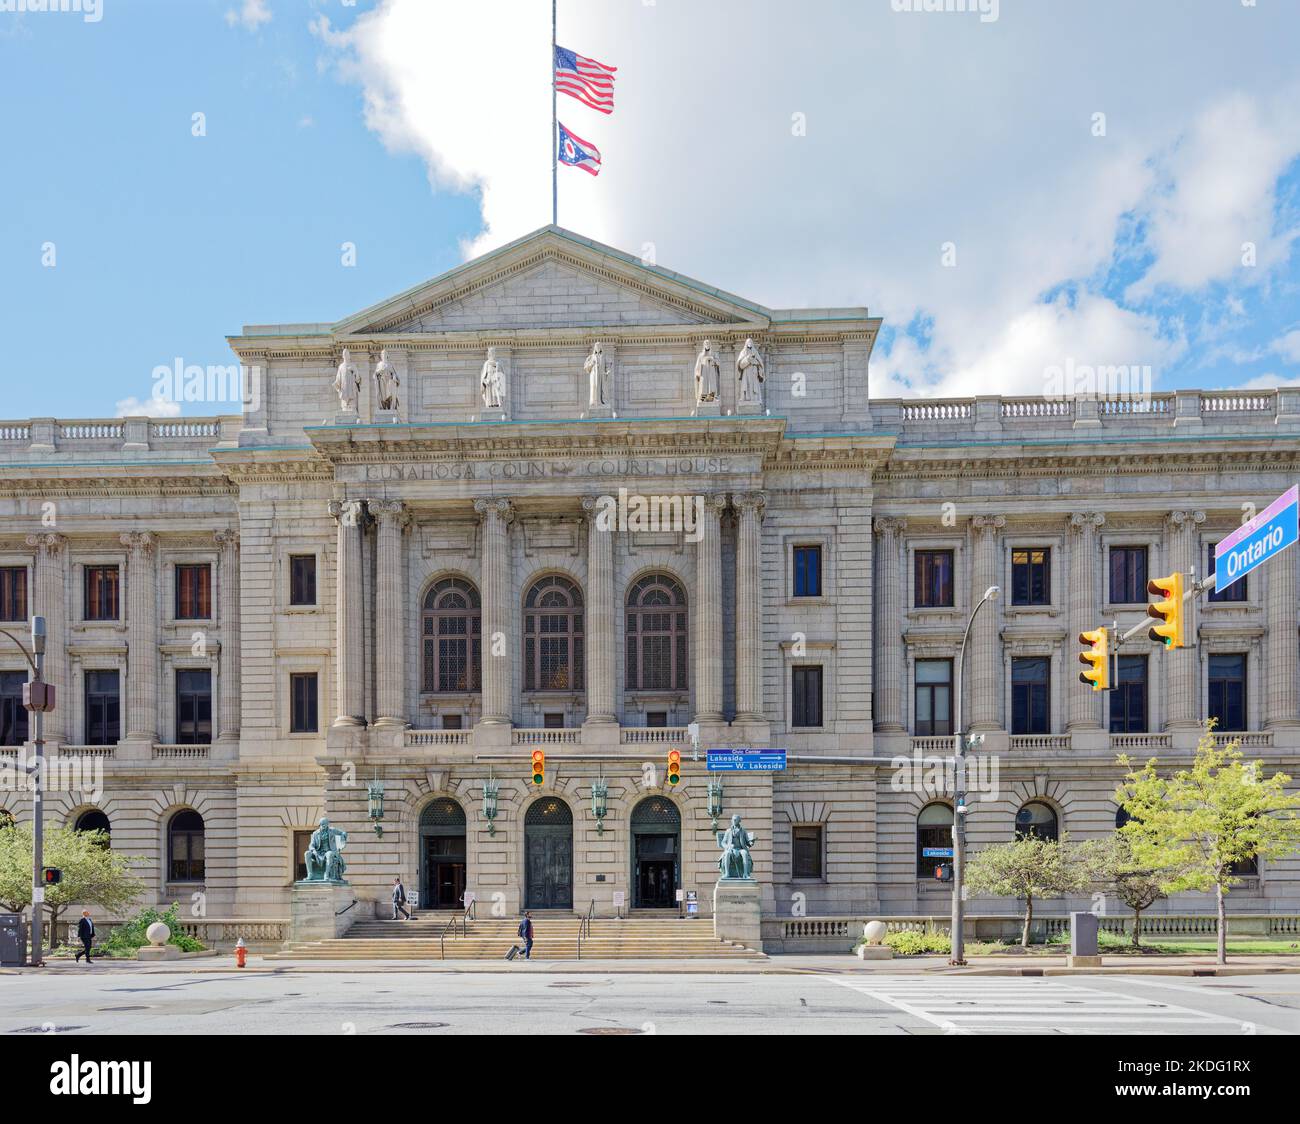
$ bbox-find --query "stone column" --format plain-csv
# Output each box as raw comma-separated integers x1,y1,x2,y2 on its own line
25,534,67,743
872,516,906,731
581,495,616,724
1066,512,1106,731
120,532,158,743
1165,509,1205,729
1265,540,1300,728
475,498,514,725
372,501,409,727
329,500,366,726
693,493,727,722
215,529,240,744
734,492,767,722
968,515,1005,731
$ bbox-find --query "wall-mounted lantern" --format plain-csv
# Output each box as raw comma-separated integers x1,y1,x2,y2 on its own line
483,775,499,836
367,778,386,836
592,777,609,834
707,777,724,831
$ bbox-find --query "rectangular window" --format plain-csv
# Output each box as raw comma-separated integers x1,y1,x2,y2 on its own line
0,568,27,622
1207,543,1247,603
175,563,212,620
289,555,317,606
646,711,668,728
793,545,822,598
914,659,953,736
441,713,462,730
1109,546,1148,604
543,712,565,729
85,670,120,746
1208,653,1247,732
0,671,29,747
289,672,318,734
84,565,119,621
791,666,823,728
1110,655,1149,734
792,825,823,880
1010,657,1050,735
1010,548,1050,606
292,830,312,883
914,550,954,608
175,669,213,745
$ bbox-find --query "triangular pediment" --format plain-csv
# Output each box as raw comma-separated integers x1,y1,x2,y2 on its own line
335,226,771,336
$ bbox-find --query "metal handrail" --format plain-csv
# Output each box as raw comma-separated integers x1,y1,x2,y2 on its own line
576,898,595,960
438,913,463,960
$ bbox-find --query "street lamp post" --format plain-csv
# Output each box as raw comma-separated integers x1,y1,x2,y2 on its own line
950,585,998,966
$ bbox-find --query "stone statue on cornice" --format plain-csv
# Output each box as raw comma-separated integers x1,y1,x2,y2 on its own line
694,340,721,404
736,337,765,406
480,347,505,410
333,348,361,412
373,348,401,412
585,341,610,408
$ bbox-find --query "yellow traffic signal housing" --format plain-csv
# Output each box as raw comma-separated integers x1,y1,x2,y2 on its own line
531,750,545,786
1146,572,1185,649
667,749,682,786
1078,627,1110,691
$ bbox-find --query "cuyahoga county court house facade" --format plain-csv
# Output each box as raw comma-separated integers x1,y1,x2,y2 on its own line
2,227,1300,932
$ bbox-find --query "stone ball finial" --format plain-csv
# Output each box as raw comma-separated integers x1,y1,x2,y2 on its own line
146,922,171,947
863,920,887,946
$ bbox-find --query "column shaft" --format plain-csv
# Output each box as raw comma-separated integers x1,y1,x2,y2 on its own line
373,501,408,726
968,515,1004,731
873,517,905,730
26,534,67,743
693,494,726,721
582,496,616,723
216,530,240,743
735,492,767,722
121,532,158,743
331,501,366,726
1165,510,1205,728
475,498,514,724
1066,513,1105,731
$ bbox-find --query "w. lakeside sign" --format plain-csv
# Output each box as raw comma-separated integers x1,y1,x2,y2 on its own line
1215,486,1299,589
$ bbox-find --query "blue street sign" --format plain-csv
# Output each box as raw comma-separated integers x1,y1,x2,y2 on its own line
922,847,954,859
706,749,787,772
1215,485,1299,589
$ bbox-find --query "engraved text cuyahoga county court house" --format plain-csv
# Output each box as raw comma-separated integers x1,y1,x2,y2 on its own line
3,227,1299,949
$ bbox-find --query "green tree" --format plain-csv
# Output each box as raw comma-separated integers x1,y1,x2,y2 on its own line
1116,724,1300,965
964,834,1086,947
0,822,143,952
1077,834,1167,947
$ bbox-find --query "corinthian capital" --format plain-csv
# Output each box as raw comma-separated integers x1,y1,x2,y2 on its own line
119,531,157,555
473,497,515,523
214,529,240,549
371,499,409,527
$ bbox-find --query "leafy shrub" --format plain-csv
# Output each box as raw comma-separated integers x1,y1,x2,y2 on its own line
883,929,951,956
101,903,205,958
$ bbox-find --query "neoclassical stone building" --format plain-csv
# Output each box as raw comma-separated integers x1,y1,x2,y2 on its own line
2,226,1298,931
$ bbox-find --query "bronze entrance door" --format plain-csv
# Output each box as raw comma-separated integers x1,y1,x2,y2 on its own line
419,798,467,910
524,797,573,910
631,796,680,909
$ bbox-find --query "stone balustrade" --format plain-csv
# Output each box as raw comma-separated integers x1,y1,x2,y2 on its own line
0,415,239,458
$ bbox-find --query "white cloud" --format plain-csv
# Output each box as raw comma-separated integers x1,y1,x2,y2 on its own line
115,396,182,419
226,0,271,33
1271,329,1300,364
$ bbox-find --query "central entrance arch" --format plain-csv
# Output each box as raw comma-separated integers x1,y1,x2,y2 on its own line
419,798,467,909
631,796,680,909
525,797,573,910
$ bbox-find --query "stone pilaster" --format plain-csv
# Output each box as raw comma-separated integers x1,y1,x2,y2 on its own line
1066,512,1105,731
581,495,616,724
967,515,1005,731
872,516,906,731
25,533,67,743
215,529,240,744
1164,509,1205,729
693,493,727,722
372,501,409,727
1266,542,1300,728
734,492,768,722
474,498,514,725
329,500,366,727
119,532,159,743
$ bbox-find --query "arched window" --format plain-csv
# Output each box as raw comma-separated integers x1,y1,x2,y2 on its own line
422,578,482,693
1114,807,1132,830
75,809,111,848
625,574,688,692
1015,801,1059,842
916,802,954,878
168,809,205,882
524,576,584,692
0,808,14,831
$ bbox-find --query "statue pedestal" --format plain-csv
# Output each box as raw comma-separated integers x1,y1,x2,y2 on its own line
584,404,614,419
692,400,721,418
290,881,357,943
333,410,359,426
736,398,764,416
713,879,762,951
374,408,400,425
479,407,508,423
856,944,893,960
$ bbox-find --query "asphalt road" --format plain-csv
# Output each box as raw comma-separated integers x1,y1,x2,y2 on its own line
2,970,1297,1035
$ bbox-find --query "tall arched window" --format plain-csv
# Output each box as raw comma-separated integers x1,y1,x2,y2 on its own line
422,578,482,693
916,802,954,878
625,574,688,692
75,809,111,848
1015,801,1059,842
168,809,205,882
524,576,584,692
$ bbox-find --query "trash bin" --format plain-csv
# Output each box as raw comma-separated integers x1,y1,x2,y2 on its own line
0,913,25,966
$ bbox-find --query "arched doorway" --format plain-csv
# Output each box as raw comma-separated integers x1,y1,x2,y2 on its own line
419,798,467,909
631,796,680,909
525,798,573,910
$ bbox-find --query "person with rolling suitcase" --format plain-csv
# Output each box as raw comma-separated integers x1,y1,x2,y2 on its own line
517,910,533,960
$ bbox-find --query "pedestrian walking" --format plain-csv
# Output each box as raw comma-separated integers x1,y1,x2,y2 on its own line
517,910,534,960
74,910,95,965
392,876,411,921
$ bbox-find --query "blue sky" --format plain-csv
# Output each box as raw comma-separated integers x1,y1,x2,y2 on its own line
2,0,1299,418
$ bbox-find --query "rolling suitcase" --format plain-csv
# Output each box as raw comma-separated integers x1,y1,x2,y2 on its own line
505,945,521,961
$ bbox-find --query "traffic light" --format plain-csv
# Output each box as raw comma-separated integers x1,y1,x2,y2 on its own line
1078,627,1110,691
1146,572,1186,649
530,750,545,786
42,867,62,885
667,749,681,786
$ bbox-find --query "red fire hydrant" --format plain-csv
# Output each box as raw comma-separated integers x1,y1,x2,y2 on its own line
235,937,247,968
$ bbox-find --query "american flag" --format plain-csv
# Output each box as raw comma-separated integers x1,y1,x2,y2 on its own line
554,45,616,115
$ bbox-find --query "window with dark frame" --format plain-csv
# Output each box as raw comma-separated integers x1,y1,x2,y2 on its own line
168,809,205,882
174,563,212,620
791,825,823,879
84,565,119,621
0,567,27,622
791,666,823,728
625,573,688,692
292,829,312,882
422,577,482,693
1015,801,1059,842
1110,655,1149,733
524,575,584,693
1208,653,1247,732
1109,546,1148,604
289,554,317,606
290,672,318,733
646,711,668,728
1010,657,1050,735
85,670,120,746
914,659,952,736
1207,542,1247,602
916,803,954,879
175,669,213,745
441,714,462,730
793,545,823,598
1010,548,1050,605
543,712,565,729
0,671,29,747
914,549,954,608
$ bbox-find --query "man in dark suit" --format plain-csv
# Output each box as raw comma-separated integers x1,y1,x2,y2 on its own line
391,877,410,921
74,910,94,965
517,911,533,960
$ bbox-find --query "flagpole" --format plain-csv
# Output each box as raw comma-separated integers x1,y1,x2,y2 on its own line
551,0,558,227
